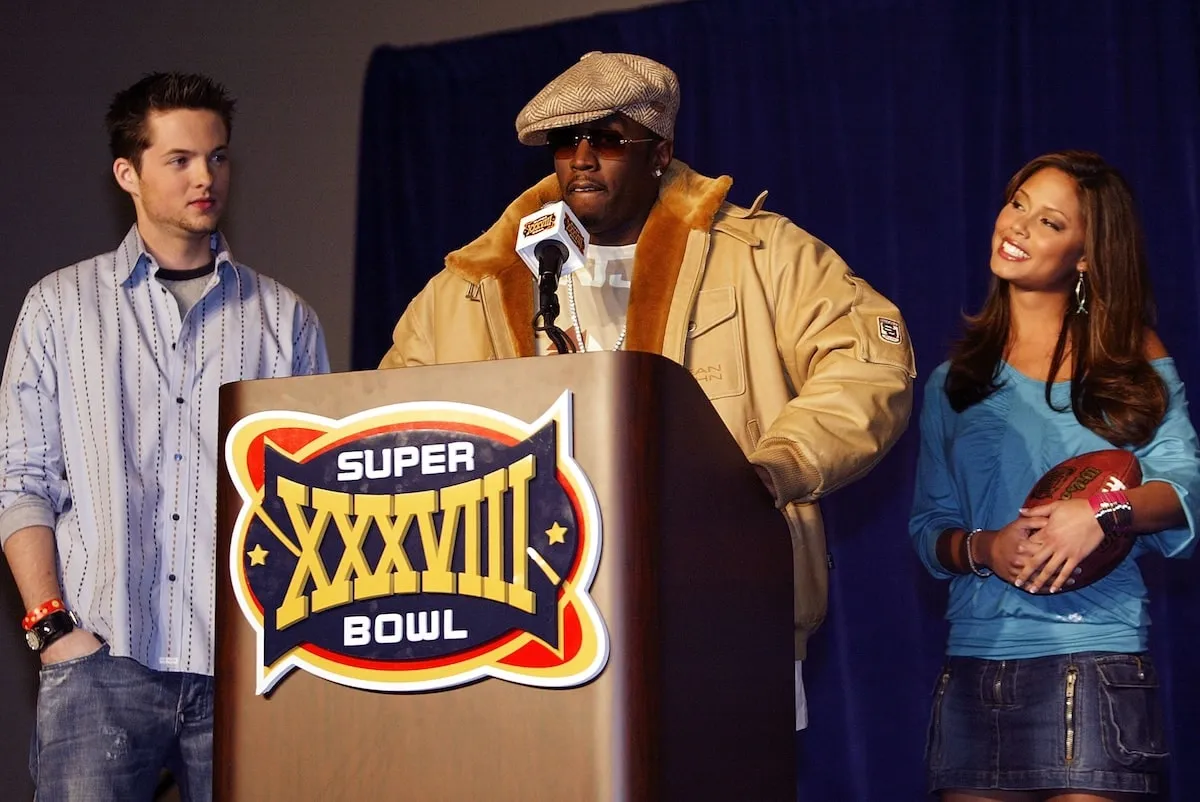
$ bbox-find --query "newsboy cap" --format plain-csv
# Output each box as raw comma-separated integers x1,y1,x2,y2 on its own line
515,52,680,146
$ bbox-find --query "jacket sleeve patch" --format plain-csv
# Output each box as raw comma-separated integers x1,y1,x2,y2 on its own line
846,277,916,378
877,317,903,345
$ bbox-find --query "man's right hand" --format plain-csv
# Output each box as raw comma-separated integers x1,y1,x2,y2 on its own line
39,628,103,666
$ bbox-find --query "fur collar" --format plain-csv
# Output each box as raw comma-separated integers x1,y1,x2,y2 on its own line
445,160,733,355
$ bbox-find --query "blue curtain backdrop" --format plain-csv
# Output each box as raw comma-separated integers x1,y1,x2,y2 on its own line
353,1,1200,798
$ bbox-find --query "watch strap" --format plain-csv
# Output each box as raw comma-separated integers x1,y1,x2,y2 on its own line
26,609,79,653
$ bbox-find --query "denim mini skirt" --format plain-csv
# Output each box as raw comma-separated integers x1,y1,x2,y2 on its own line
926,651,1166,794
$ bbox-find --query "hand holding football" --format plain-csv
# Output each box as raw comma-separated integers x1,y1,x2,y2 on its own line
1018,449,1141,594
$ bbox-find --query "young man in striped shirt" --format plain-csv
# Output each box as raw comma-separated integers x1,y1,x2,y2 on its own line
0,73,329,801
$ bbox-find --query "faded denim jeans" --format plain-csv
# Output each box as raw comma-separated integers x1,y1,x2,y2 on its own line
30,644,213,802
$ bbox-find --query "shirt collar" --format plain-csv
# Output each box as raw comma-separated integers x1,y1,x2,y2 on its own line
116,225,234,285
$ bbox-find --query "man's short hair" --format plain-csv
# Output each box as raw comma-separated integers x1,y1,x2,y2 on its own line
515,52,680,146
105,72,236,168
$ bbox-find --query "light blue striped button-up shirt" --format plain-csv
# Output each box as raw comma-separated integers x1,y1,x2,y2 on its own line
0,225,329,675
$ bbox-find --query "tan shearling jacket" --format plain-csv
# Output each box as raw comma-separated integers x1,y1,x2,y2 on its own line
379,160,916,658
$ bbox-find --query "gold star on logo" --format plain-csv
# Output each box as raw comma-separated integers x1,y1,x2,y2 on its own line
545,522,568,545
247,544,269,566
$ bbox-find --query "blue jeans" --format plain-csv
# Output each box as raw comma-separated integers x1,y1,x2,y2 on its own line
30,644,213,802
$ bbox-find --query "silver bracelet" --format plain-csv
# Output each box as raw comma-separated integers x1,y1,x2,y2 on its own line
965,528,993,578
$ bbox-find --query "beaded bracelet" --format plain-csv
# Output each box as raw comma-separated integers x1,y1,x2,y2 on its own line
965,528,993,577
1089,490,1133,537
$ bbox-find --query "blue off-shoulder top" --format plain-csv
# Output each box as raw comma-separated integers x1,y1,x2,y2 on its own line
909,358,1200,658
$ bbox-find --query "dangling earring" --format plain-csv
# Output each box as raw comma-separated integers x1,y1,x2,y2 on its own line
1073,270,1088,315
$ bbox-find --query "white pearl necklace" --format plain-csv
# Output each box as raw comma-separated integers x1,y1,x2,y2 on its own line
567,273,627,352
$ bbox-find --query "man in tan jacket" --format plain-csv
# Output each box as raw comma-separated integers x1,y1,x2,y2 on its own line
379,52,915,730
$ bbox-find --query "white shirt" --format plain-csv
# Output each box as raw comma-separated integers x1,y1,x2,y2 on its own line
535,243,635,354
0,226,329,675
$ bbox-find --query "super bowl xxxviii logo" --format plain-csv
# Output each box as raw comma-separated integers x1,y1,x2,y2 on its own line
224,391,607,694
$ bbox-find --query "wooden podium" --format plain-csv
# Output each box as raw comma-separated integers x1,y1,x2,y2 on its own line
215,351,795,801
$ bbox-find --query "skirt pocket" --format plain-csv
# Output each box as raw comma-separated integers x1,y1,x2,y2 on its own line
1096,654,1168,770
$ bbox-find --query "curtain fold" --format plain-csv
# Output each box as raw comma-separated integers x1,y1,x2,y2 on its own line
354,1,1200,797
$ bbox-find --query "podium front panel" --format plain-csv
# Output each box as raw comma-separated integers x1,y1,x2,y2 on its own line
215,353,794,801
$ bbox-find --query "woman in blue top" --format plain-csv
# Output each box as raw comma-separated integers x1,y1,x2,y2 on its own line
910,150,1200,801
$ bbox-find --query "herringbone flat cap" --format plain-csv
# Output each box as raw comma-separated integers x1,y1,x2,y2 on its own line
516,52,680,145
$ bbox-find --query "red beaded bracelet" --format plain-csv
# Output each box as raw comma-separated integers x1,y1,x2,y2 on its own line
22,598,65,631
1088,490,1133,536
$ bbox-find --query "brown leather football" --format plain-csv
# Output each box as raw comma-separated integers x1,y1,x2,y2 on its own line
1020,449,1142,593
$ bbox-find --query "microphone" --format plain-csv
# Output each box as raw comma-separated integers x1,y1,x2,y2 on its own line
515,200,588,277
515,201,590,354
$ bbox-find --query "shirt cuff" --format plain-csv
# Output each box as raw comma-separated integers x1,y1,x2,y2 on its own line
0,495,56,546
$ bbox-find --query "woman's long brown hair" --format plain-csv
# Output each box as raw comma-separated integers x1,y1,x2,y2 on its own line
944,150,1167,447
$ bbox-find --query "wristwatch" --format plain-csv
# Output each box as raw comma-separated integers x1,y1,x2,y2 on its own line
25,609,82,653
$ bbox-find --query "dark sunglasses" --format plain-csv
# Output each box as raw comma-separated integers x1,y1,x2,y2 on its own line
546,129,657,160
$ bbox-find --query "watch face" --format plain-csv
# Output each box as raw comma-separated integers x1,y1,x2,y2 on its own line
25,629,40,651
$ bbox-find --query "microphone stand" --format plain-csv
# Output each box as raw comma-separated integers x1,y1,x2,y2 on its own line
531,243,576,354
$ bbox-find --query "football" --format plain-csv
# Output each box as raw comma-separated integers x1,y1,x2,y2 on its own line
1018,449,1142,594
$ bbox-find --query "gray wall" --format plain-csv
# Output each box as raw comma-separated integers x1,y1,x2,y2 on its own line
0,1,675,793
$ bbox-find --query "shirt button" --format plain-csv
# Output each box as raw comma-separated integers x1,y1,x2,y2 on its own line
174,453,183,461
172,513,180,521
171,343,177,350
168,574,177,582
176,397,184,404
